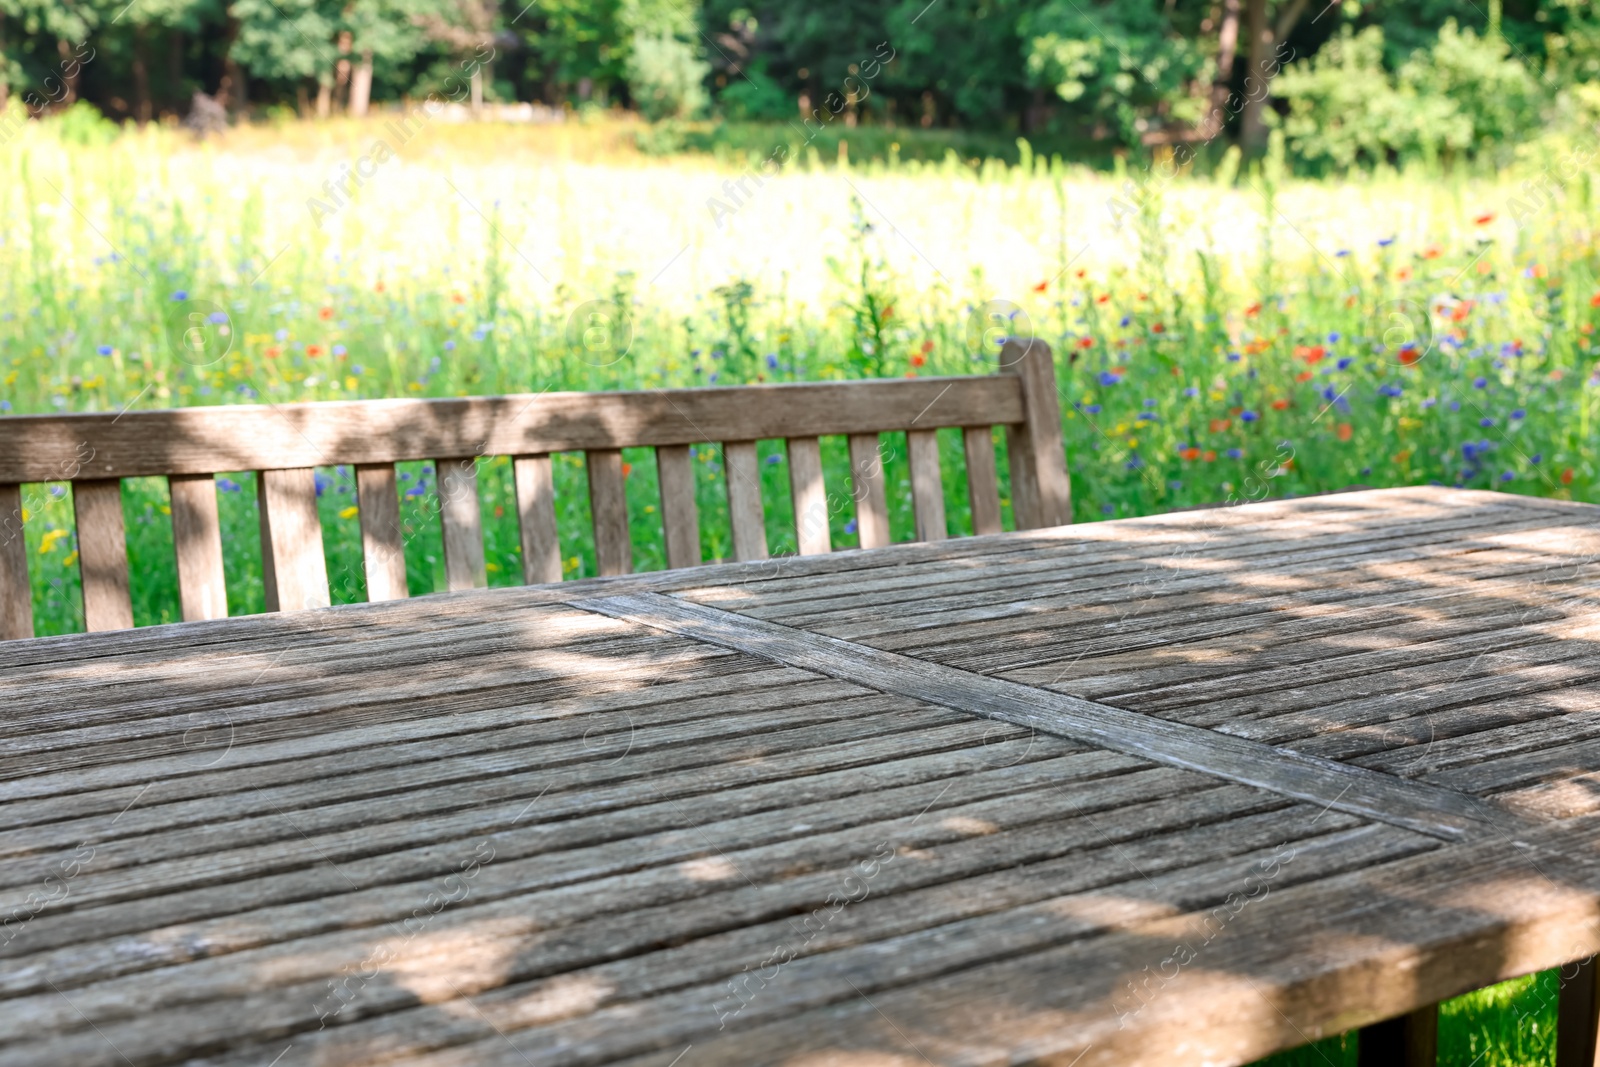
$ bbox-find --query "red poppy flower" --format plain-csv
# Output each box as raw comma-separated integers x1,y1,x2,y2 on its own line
1181,447,1201,461
910,353,927,367
921,339,935,353
1209,418,1231,433
1096,294,1110,304
1562,468,1575,485
1295,371,1313,382
1336,423,1353,442
319,307,333,320
1474,213,1494,225
1244,302,1262,317
1032,280,1048,293
1271,398,1290,410
1078,337,1093,349
306,345,322,357
1203,450,1216,462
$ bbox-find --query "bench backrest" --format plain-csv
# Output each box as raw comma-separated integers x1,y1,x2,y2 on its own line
0,339,1068,638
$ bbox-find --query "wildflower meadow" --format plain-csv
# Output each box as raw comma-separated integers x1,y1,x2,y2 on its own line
4,113,1598,647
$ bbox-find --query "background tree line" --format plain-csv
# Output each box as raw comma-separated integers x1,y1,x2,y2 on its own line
4,0,1597,167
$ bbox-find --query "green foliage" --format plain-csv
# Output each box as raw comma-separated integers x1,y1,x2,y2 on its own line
1277,20,1540,171
47,99,117,144
1020,0,1205,144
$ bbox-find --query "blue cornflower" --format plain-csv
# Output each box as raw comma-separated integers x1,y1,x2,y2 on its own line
1531,453,1543,464
444,340,456,351
96,344,112,356
333,345,347,357
1510,408,1525,420
766,353,779,369
1335,250,1350,257
1227,352,1242,362
1226,448,1243,459
1500,471,1514,482
1378,384,1403,397
1240,410,1259,422
1473,377,1487,389
1327,332,1341,343
844,519,858,535
1336,358,1353,370
208,312,228,325
1085,404,1101,414
171,290,188,300
765,454,782,465
1101,504,1114,515
1377,237,1396,246
1183,387,1199,397
1480,417,1495,427
1119,315,1131,327
1097,371,1119,386
218,477,240,492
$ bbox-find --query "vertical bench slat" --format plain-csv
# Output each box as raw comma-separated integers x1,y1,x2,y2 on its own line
906,429,948,543
0,483,32,640
586,449,632,576
786,436,831,556
168,474,228,621
512,454,562,585
436,457,487,591
999,338,1071,529
257,468,330,613
73,479,134,632
962,427,1003,535
1558,956,1600,1067
355,463,408,602
655,444,701,570
847,432,890,549
723,440,768,562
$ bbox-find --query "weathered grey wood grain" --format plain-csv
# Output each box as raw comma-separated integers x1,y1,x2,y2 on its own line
575,593,1524,842
653,444,700,570
511,454,561,585
962,426,1002,535
436,456,487,591
0,378,1025,482
72,479,133,632
847,432,889,549
0,487,1565,670
354,464,407,602
999,337,1071,528
785,435,830,556
586,449,631,576
0,483,32,641
256,468,329,612
167,474,228,621
573,810,1600,1067
722,440,768,562
907,428,947,542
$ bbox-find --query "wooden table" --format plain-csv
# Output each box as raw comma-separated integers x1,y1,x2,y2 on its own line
4,486,1600,1067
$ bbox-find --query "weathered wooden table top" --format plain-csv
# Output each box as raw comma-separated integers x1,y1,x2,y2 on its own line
4,485,1600,1067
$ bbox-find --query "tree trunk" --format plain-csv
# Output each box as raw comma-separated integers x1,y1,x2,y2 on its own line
0,13,10,110
470,66,483,114
334,30,352,111
1239,0,1269,151
1240,0,1310,152
215,12,243,112
132,23,151,124
1209,0,1240,138
349,51,373,117
56,39,81,105
315,78,332,118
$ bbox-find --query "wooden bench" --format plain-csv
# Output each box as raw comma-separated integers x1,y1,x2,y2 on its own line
0,339,1069,639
